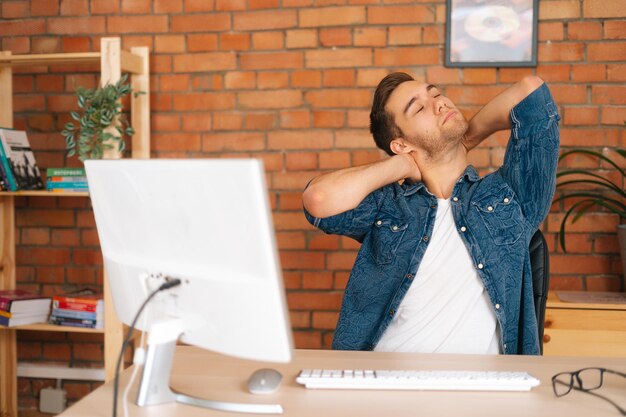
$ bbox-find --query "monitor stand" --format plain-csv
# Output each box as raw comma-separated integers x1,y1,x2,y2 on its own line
135,319,284,414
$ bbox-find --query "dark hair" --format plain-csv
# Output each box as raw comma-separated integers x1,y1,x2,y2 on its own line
369,72,414,155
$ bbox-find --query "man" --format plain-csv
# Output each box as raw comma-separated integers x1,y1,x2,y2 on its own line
302,73,560,355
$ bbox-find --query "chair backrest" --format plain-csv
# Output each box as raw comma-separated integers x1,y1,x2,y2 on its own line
529,229,550,354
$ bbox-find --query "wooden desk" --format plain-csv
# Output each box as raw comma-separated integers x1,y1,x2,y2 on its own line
544,292,626,357
59,347,625,417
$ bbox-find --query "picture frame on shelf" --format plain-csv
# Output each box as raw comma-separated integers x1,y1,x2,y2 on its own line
444,0,538,68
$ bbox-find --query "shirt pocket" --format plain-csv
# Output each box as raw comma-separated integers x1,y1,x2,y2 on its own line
369,217,408,265
472,189,524,246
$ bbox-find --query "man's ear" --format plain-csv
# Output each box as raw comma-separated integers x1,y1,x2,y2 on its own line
390,138,414,155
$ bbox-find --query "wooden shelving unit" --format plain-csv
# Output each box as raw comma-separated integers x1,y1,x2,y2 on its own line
0,37,149,417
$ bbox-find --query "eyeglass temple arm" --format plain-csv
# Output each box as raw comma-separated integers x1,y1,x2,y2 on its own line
569,385,626,416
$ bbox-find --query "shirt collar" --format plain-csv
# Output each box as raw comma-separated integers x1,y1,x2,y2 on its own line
399,165,480,196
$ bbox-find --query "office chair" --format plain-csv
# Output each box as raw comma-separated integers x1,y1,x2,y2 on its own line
529,229,550,354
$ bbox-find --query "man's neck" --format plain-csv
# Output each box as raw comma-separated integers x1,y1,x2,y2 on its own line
418,144,469,199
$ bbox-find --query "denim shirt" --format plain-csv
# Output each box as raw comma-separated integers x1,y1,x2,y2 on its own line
304,84,560,355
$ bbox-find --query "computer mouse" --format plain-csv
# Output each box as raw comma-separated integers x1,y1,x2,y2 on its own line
247,368,283,394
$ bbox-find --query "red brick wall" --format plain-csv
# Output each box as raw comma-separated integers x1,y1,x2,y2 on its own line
1,0,625,413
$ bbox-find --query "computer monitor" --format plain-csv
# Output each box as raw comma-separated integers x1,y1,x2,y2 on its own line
85,159,293,414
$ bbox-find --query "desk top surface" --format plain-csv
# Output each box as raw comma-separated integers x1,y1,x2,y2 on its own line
60,347,626,417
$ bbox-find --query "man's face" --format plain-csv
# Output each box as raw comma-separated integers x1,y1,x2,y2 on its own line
385,81,468,157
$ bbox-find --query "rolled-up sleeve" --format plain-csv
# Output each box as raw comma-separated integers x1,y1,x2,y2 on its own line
498,83,561,230
304,187,386,243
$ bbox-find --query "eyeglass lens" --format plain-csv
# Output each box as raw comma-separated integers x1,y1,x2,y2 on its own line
577,368,604,391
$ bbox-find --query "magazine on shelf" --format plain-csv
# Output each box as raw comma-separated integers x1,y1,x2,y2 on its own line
0,128,44,190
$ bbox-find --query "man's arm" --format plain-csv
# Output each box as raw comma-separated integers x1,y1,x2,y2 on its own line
303,153,419,219
462,76,544,151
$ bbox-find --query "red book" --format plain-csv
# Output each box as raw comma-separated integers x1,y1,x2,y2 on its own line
0,290,51,314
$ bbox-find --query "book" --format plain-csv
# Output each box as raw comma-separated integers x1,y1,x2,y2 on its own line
46,181,89,190
0,290,52,314
52,289,103,305
0,313,49,327
51,307,100,320
46,168,86,177
47,176,88,183
0,128,44,190
49,316,102,329
53,299,103,313
0,132,17,190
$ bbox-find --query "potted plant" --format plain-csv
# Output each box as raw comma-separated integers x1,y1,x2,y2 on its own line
62,74,138,161
554,148,626,291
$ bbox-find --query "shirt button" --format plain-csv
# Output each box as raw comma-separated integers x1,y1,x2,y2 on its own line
460,226,467,232
495,303,500,310
477,263,484,269
431,205,437,209
406,273,414,280
487,206,493,211
504,344,507,350
452,197,459,202
423,236,429,242
389,309,395,316
503,198,510,204
376,220,382,226
392,225,398,231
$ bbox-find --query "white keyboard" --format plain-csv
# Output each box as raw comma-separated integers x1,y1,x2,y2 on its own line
296,369,540,391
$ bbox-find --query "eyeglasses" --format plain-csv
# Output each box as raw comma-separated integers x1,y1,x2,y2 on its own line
552,367,626,416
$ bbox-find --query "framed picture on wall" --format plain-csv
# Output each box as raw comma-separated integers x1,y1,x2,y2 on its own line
445,0,538,67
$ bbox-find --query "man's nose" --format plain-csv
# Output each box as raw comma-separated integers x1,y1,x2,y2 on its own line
435,99,447,114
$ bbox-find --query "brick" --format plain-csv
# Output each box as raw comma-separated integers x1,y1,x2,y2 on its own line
594,235,620,253
245,112,276,130
463,68,496,85
2,37,30,53
277,232,306,250
173,92,235,111
571,64,606,82
547,213,619,234
240,52,303,70
352,149,382,166
300,6,366,27
367,5,435,24
312,311,339,329
215,0,243,10
604,21,626,40
173,52,237,72
587,276,622,292
568,21,602,40
106,15,168,33
584,0,626,18
538,42,584,62
202,132,265,152
323,69,355,87
549,84,587,104
212,112,244,130
536,64,571,82
249,0,279,8
279,192,307,210
159,74,189,92
219,33,250,51
538,1,580,19
155,35,185,53
2,2,29,18
319,28,352,47
32,0,60,16
551,255,612,274
319,151,351,169
151,133,201,151
601,106,626,125
187,34,219,51
335,130,372,148
607,64,626,81
258,72,289,89
47,17,104,34
373,46,439,66
588,42,626,61
73,343,103,361
445,86,506,105
286,152,318,170
549,276,584,291
234,10,297,31
225,72,256,89
313,110,345,128
286,29,318,49
592,85,626,104
388,26,422,46
171,14,230,32
121,0,151,13
268,130,333,150
306,48,371,68
64,382,92,400
287,292,343,310
51,229,80,246
563,106,599,126
289,311,310,328
305,89,371,108
292,331,323,349
252,31,284,50
21,228,50,245
354,27,386,47
538,22,564,41
154,0,183,13
238,90,302,109
327,251,358,269
180,113,211,131
356,68,391,87
17,210,74,227
302,271,333,291
280,109,311,129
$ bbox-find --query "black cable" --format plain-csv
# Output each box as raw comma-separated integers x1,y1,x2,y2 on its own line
112,278,181,417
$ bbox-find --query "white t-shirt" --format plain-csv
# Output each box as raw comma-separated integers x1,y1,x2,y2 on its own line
374,198,500,354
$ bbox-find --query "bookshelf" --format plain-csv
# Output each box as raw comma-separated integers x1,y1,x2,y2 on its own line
0,38,150,417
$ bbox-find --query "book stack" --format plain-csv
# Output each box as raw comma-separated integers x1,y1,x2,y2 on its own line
46,168,88,192
0,290,52,327
0,128,45,191
50,289,104,329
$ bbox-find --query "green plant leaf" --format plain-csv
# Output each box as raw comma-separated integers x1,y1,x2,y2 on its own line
553,192,626,215
556,179,626,199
